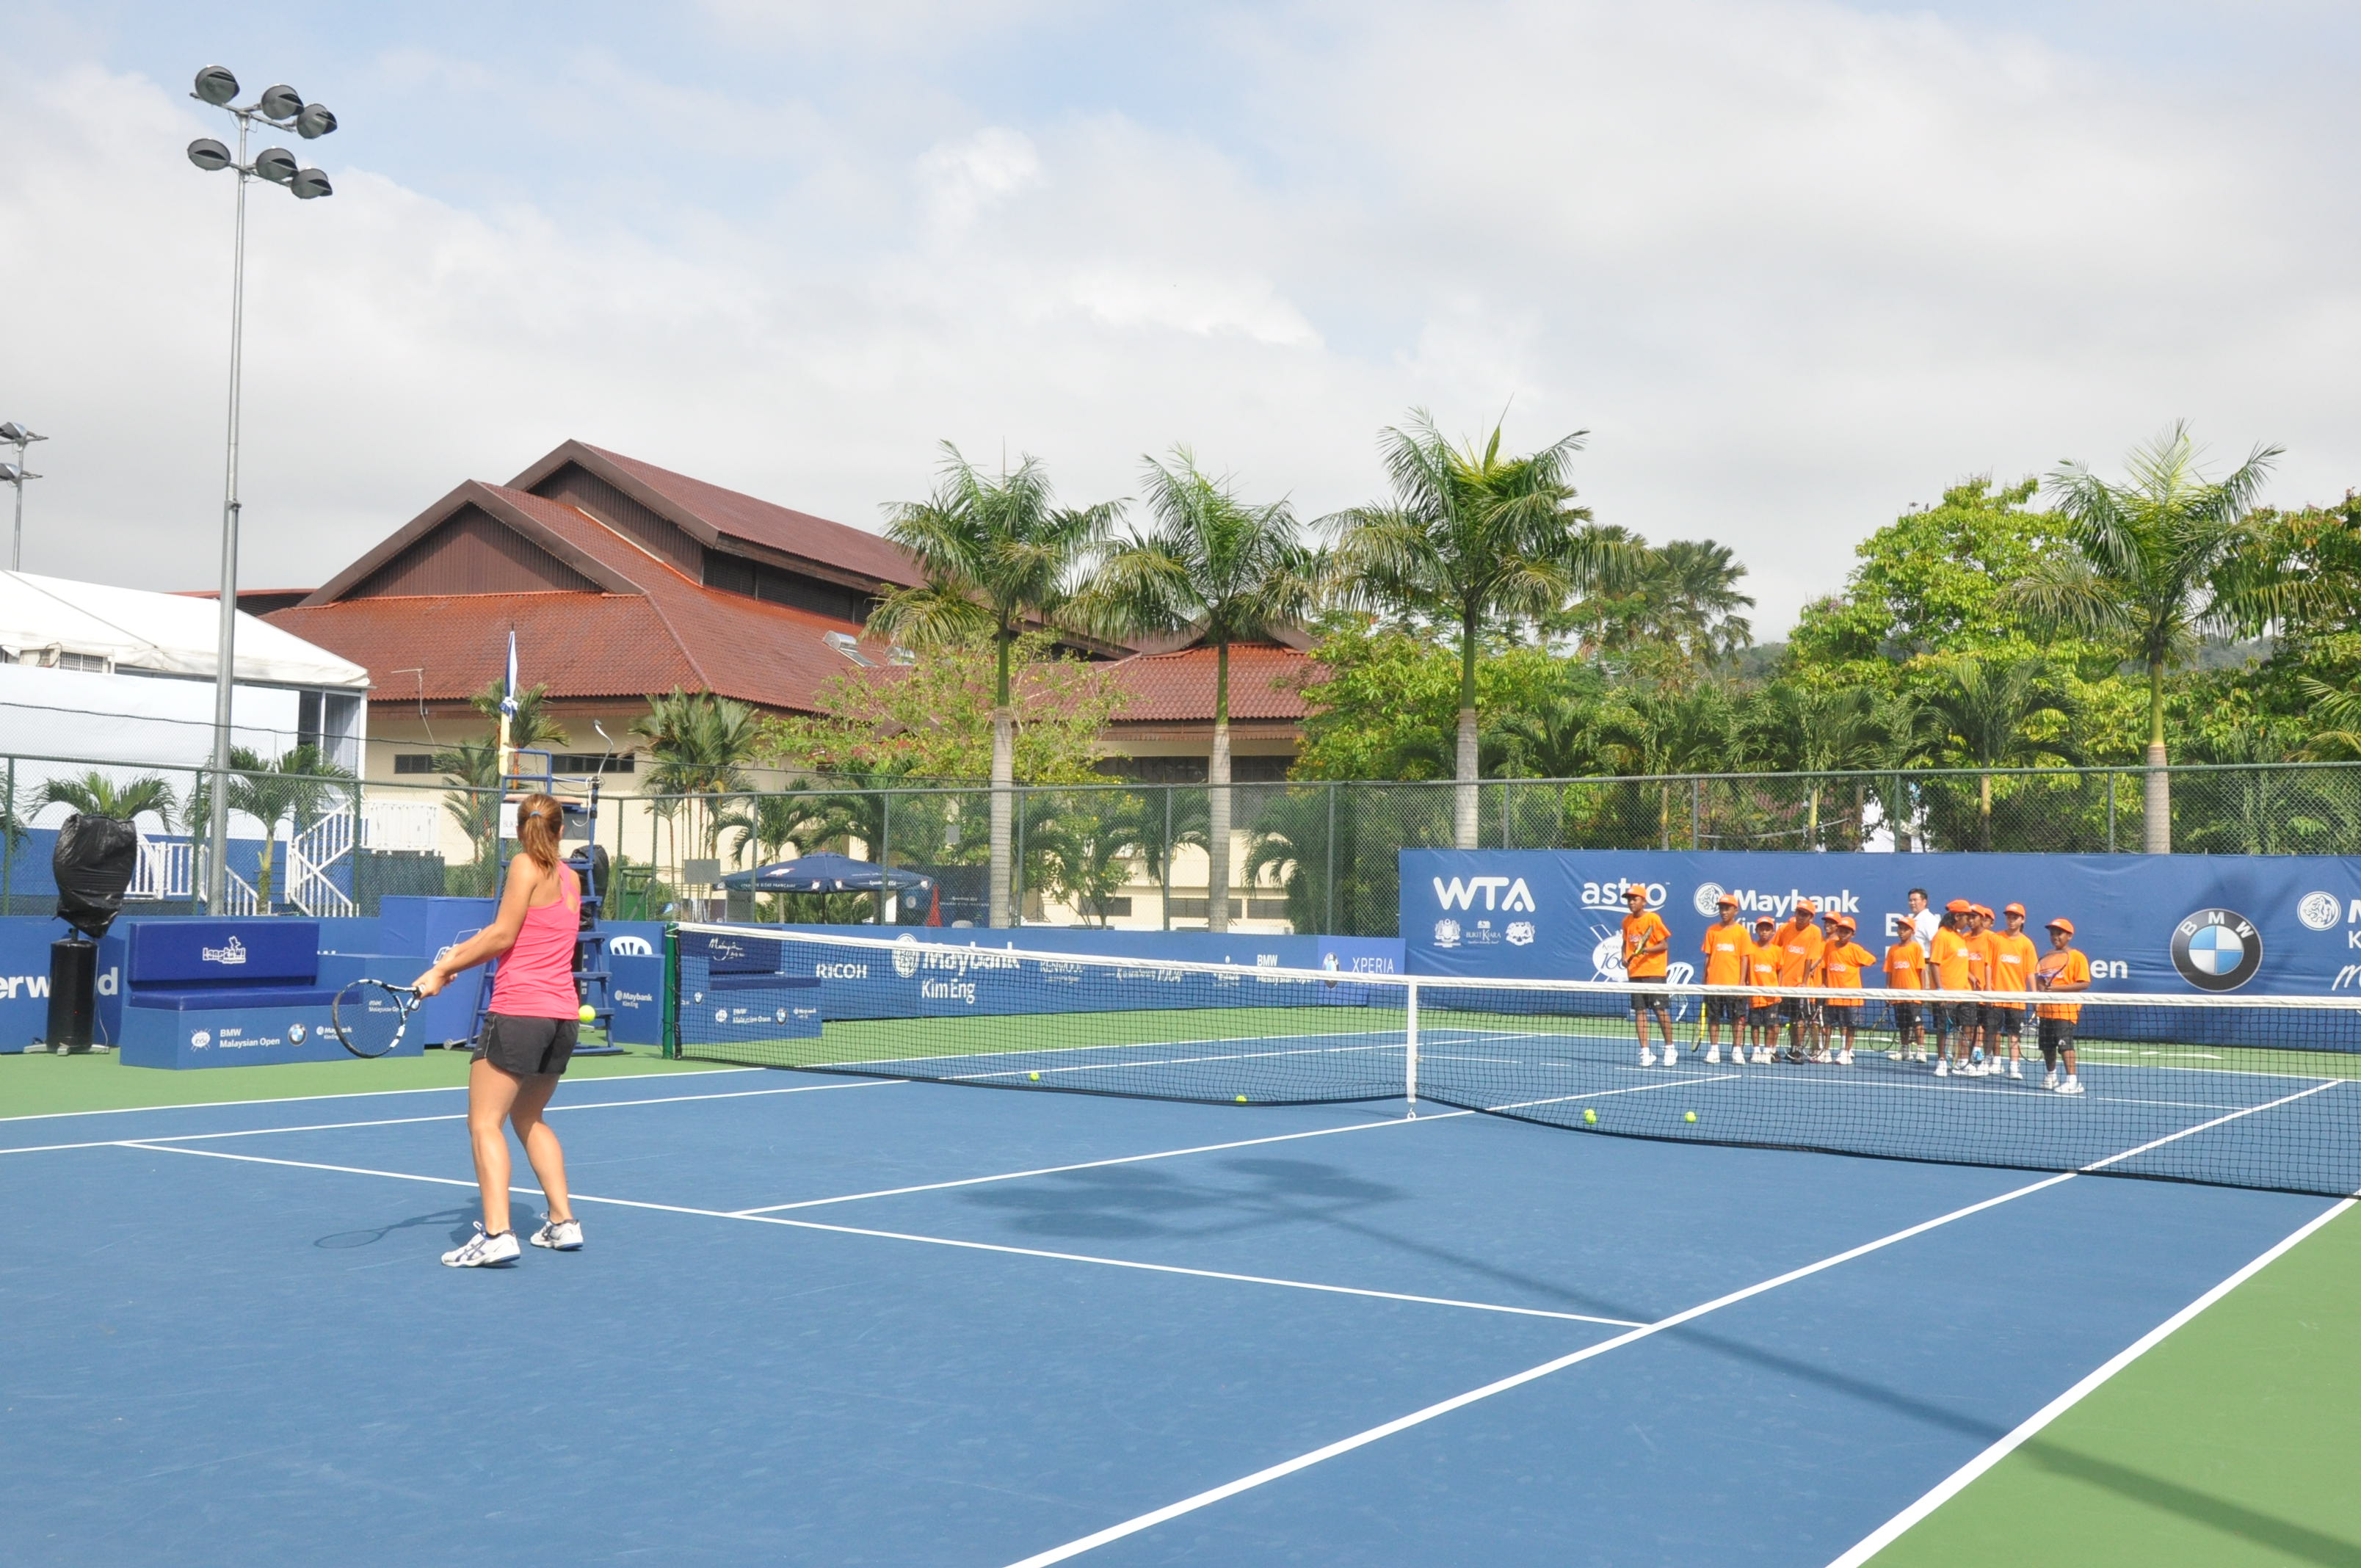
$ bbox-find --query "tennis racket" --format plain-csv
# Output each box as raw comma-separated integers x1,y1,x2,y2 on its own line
332,980,422,1059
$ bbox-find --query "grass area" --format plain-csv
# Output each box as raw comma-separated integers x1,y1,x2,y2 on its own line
0,1040,730,1120
1871,1202,2361,1567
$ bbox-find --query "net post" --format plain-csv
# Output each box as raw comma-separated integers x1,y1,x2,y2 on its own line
661,921,678,1059
1404,978,1419,1114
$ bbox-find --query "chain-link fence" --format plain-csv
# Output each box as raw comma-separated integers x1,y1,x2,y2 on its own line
9,749,2361,933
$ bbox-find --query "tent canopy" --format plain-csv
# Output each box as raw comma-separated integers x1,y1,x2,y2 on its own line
0,571,368,689
719,852,935,893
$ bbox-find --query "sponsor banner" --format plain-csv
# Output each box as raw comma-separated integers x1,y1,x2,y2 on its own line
1402,849,2361,998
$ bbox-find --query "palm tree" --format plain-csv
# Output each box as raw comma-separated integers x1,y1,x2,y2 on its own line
467,678,568,773
1741,685,1886,847
35,770,180,832
1,762,29,917
190,745,352,909
1325,410,1620,848
868,443,1120,928
1918,658,2081,852
634,689,763,879
2013,422,2282,851
1595,684,1740,848
2296,676,2361,761
431,740,502,894
1563,539,1756,664
1078,449,1316,932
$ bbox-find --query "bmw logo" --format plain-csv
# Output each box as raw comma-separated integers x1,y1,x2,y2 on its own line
287,1023,307,1045
2171,908,2262,991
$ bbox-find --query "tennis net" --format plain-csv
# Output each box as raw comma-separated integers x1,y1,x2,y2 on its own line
664,922,2361,1197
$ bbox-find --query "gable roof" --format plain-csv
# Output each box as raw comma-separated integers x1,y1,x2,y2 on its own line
509,440,924,593
267,481,897,711
1103,642,1313,723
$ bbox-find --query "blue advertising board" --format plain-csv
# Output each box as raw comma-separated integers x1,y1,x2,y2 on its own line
1400,849,2361,998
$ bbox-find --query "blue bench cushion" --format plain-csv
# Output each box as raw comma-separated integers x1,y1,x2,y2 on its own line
130,985,343,1011
127,920,321,987
706,973,821,992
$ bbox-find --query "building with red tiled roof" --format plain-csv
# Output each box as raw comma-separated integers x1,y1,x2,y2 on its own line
1095,639,1313,783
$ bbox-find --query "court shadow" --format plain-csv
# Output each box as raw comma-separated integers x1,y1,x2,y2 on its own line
958,1158,1403,1242
314,1207,476,1250
2015,1440,2361,1566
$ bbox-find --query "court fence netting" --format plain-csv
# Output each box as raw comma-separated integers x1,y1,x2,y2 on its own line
664,921,2361,1199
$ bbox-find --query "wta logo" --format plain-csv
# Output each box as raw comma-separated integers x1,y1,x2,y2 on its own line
1432,876,1537,912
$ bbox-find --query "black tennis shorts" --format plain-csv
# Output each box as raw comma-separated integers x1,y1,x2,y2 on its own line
2037,1017,2078,1059
476,1013,579,1077
1778,997,1819,1025
1628,986,1672,1015
1943,1001,1981,1031
1705,996,1747,1026
1988,1006,2025,1037
1888,1001,1921,1031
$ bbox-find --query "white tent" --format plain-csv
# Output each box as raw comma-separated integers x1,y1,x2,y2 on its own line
0,572,366,689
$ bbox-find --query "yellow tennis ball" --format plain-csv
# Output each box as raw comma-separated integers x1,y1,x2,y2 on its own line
578,1004,595,1023
1236,1095,1249,1103
1684,1110,1698,1123
1583,1107,1597,1125
1029,1071,1040,1081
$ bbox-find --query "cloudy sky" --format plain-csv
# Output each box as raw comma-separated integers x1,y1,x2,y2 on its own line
3,1,2354,636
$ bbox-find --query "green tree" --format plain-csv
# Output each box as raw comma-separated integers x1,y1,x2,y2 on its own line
192,745,352,909
1324,410,1619,847
1557,539,1755,667
466,678,568,773
35,770,180,832
1917,658,2081,851
1290,620,1572,783
2012,423,2282,852
1078,449,1316,933
431,740,501,894
868,444,1120,927
634,689,763,876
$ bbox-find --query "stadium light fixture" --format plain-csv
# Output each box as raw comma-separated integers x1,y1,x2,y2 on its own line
0,423,45,572
184,64,340,914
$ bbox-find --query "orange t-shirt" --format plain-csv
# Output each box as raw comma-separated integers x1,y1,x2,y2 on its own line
2036,947,2092,1022
1931,926,1972,991
1622,910,1671,979
1699,921,1750,987
1987,931,2038,1009
1965,930,1998,992
1820,941,1874,1006
1774,919,1824,987
1883,940,1926,990
1748,941,1781,1008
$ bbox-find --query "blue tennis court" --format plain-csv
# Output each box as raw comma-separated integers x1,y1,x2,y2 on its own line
1,1056,2344,1567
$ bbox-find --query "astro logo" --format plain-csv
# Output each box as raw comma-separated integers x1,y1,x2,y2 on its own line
2171,908,2262,992
2297,892,2343,932
892,933,923,979
1434,876,1536,913
1580,880,1663,910
609,935,655,957
200,936,248,965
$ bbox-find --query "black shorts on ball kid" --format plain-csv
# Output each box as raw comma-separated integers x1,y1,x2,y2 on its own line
1989,1006,2025,1037
1888,1001,1921,1031
1628,987,1672,1015
1778,997,1818,1025
1705,996,1747,1026
1946,1001,1982,1031
2037,1017,2078,1061
476,1014,579,1077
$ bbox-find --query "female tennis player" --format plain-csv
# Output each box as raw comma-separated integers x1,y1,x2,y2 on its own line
411,792,585,1267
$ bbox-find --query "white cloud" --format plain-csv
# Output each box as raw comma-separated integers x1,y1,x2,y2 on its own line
1,2,2354,640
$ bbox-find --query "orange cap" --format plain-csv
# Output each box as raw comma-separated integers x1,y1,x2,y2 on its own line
1717,894,1738,907
1893,912,1914,928
1796,898,1818,914
1973,904,1992,919
1945,899,1972,913
2003,902,2025,917
1754,915,1775,927
1623,884,1648,898
2046,917,2075,934
1829,915,1854,931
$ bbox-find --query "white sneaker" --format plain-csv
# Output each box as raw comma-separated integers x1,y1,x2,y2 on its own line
441,1224,520,1268
1838,1048,1854,1066
531,1214,583,1251
2043,1070,2058,1090
1755,1046,1772,1064
1810,1049,1830,1064
1639,1048,1655,1067
2007,1061,2023,1080
2056,1079,2085,1095
1935,1059,1950,1078
1705,1044,1721,1064
1663,1044,1679,1067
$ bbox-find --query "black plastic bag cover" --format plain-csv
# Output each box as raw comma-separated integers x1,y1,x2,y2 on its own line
53,813,139,939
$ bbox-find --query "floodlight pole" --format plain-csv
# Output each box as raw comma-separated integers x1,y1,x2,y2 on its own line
202,106,253,915
2,425,45,572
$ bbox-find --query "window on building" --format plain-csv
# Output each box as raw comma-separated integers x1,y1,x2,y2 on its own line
392,753,438,775
547,753,637,774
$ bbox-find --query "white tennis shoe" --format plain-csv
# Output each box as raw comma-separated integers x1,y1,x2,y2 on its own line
1838,1048,1854,1066
441,1224,520,1268
1639,1048,1655,1067
2056,1078,2085,1095
1663,1044,1678,1067
1754,1046,1772,1064
2043,1069,2058,1090
531,1214,584,1251
2007,1061,2023,1080
1705,1044,1721,1064
1934,1058,1950,1078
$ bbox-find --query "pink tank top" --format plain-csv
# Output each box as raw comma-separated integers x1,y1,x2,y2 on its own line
488,864,581,1018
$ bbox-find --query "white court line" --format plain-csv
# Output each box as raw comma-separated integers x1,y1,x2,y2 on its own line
1486,1075,1741,1114
951,1042,1400,1083
0,1078,899,1157
1824,1193,2357,1568
0,1064,762,1124
994,1075,2351,1566
810,1026,1410,1074
113,1141,1642,1329
732,1110,1473,1215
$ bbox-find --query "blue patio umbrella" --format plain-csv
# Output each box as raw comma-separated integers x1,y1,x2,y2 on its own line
718,852,935,894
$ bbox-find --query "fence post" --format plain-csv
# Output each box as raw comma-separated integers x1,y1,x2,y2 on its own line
1013,786,1026,926
1403,978,1419,1114
1162,786,1173,932
1,755,12,918
2107,771,2117,854
878,791,891,925
1324,782,1337,936
1690,777,1701,849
